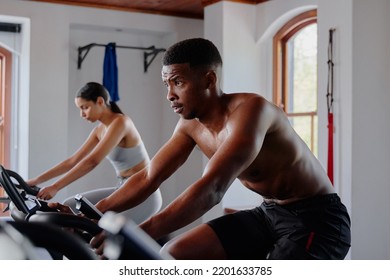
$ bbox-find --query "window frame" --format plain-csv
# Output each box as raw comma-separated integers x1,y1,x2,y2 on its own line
273,9,317,151
0,46,12,215
0,46,11,167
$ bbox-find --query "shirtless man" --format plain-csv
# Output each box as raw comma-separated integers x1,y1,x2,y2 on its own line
95,38,351,259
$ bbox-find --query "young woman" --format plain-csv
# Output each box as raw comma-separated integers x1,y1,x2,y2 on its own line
27,82,161,221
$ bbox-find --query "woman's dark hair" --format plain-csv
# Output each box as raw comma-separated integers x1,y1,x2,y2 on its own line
76,82,123,114
162,38,222,69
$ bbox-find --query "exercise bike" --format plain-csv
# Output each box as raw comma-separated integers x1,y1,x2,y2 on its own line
0,165,102,259
0,165,171,260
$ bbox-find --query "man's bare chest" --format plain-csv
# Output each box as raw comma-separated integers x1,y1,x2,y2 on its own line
192,127,229,159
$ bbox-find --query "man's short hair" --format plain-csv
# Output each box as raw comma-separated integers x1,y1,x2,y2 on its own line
162,38,222,69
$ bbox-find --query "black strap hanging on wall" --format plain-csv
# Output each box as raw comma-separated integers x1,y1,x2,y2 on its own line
77,43,166,73
327,29,335,115
327,28,335,185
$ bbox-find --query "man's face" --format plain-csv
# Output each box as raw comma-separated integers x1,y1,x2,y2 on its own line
162,63,208,120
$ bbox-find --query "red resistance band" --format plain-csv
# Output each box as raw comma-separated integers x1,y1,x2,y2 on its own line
326,28,335,186
327,112,334,185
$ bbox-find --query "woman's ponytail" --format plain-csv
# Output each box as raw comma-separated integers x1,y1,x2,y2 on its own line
109,101,123,114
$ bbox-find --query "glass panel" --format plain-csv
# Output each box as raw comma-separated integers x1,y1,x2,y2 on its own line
288,24,317,114
288,115,318,156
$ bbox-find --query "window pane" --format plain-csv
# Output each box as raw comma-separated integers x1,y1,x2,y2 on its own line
287,24,317,113
288,115,318,156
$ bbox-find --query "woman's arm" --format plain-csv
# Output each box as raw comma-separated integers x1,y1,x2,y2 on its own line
27,127,99,186
37,117,129,200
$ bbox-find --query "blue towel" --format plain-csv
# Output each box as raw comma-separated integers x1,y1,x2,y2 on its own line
103,42,119,102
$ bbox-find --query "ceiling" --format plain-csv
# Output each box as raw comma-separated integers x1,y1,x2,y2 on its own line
28,0,269,19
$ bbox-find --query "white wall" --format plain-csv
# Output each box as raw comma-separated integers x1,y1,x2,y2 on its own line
318,0,390,260
350,0,390,260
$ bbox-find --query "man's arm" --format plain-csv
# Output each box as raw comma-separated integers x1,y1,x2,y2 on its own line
141,97,275,239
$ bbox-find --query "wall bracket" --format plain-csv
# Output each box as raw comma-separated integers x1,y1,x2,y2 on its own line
77,43,166,73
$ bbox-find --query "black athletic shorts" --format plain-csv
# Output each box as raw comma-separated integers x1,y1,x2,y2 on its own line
207,193,351,260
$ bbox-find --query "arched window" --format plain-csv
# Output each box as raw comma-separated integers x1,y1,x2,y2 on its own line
273,9,318,155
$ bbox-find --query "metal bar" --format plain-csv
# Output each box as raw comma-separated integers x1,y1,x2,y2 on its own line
77,43,165,72
0,22,21,33
286,111,317,117
144,50,163,73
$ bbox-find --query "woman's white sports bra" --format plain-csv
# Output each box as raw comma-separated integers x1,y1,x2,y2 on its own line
106,142,149,176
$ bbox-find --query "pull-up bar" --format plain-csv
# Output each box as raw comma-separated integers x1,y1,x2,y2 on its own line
77,43,166,73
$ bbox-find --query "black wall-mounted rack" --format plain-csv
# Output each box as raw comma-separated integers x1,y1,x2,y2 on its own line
77,43,166,73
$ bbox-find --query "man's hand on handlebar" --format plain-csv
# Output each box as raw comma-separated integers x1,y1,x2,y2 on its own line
47,202,74,214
